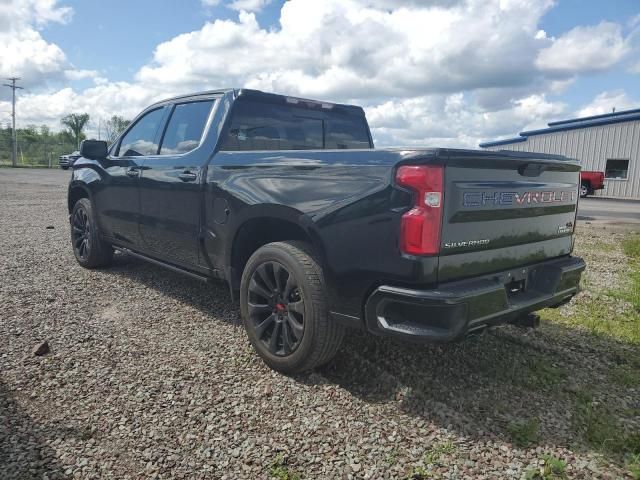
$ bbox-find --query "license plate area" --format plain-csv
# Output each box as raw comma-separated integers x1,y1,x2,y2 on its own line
496,267,529,297
506,278,526,295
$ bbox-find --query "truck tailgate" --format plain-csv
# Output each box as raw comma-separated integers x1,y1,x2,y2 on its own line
438,151,580,282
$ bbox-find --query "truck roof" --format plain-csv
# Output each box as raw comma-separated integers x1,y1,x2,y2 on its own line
149,88,366,115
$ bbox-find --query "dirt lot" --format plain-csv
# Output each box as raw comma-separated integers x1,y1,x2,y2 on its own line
1,169,639,479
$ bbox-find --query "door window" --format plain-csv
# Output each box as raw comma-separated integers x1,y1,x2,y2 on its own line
159,101,214,155
117,107,165,157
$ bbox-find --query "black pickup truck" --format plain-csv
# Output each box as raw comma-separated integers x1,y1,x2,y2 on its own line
68,88,585,373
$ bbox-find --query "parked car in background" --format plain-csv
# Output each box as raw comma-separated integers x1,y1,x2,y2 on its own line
67,88,585,373
580,171,605,198
59,151,81,170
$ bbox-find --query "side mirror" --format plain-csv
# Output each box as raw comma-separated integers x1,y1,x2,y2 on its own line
80,139,108,160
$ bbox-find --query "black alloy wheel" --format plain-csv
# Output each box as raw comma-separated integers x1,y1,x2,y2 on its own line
247,261,305,356
240,241,345,373
69,198,113,268
71,205,91,261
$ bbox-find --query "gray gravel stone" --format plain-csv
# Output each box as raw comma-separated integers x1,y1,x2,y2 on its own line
32,340,50,356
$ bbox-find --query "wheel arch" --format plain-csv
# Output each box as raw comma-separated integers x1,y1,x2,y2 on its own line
227,206,325,292
68,181,92,213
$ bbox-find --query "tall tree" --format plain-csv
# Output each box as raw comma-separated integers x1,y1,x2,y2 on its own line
104,115,131,144
61,113,90,149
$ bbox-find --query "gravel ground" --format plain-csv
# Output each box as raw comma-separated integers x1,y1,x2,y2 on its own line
1,169,638,479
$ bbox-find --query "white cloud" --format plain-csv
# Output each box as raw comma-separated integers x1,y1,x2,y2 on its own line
0,0,72,32
536,22,630,73
369,92,566,148
0,82,165,135
64,69,99,81
137,0,556,101
227,0,272,12
575,90,638,118
0,0,72,89
548,77,575,94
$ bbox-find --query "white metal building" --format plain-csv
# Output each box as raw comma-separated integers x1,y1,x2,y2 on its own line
480,108,640,199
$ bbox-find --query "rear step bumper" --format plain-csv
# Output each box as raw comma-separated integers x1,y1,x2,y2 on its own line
364,255,585,342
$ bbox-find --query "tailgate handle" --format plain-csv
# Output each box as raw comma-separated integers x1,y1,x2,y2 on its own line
518,163,545,177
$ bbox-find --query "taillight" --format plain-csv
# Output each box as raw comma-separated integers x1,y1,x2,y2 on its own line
396,165,444,255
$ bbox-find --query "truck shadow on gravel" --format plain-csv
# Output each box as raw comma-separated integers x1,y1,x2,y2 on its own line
103,255,639,459
318,327,640,457
0,379,66,479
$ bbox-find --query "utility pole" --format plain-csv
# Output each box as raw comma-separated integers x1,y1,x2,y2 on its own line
3,77,23,167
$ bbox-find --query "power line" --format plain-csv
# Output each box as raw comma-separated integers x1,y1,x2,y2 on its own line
3,77,23,167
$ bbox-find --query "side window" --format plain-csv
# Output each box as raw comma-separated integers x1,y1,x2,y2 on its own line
221,101,324,151
325,116,371,149
160,100,214,155
219,99,372,151
117,108,165,157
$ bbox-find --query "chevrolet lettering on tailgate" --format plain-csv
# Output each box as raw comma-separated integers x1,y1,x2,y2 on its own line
462,190,576,208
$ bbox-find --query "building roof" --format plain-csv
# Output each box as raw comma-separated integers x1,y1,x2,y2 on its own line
479,106,640,148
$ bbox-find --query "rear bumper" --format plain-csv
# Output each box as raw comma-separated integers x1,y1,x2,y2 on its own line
364,255,585,342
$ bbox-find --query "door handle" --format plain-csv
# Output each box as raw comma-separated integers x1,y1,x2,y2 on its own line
178,171,198,182
126,168,140,177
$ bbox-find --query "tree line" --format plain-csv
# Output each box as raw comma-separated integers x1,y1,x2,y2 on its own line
0,114,131,151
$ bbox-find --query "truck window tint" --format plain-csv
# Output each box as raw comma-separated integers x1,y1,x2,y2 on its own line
117,108,165,157
325,116,372,149
160,100,214,155
221,100,370,151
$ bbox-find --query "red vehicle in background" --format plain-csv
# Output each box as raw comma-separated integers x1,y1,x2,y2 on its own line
580,171,605,198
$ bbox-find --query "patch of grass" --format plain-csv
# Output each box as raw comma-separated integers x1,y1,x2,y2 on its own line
620,234,640,312
623,235,640,260
611,364,640,386
423,441,456,465
578,401,619,450
526,357,566,388
508,418,539,447
405,466,432,479
269,453,302,480
475,351,566,391
573,395,640,456
385,448,399,466
543,299,640,344
573,386,594,405
627,453,640,479
543,233,640,344
524,455,568,479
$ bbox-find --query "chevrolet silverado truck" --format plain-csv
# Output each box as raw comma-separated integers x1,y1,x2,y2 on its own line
68,89,585,373
580,171,605,198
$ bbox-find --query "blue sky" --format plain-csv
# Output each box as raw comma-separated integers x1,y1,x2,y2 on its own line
540,0,639,108
2,0,639,146
42,0,285,84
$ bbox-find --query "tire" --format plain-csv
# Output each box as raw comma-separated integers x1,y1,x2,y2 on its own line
240,241,345,374
61,166,69,170
70,198,113,268
579,182,590,198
